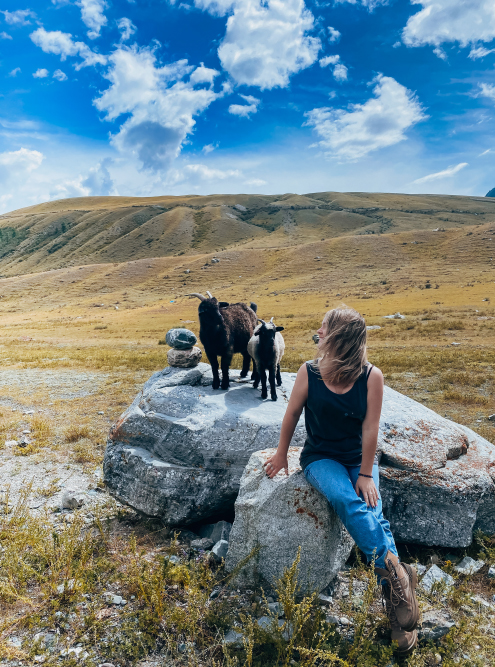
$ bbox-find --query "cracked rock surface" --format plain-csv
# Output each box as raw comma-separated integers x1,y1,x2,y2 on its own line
104,364,495,545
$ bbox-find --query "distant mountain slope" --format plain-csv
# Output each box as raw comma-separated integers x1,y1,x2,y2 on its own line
1,191,495,276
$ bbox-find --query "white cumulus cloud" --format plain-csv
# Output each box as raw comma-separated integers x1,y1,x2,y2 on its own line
327,26,340,43
305,74,426,161
402,0,495,49
479,82,495,101
194,0,321,90
33,68,49,78
1,9,35,25
228,94,260,117
77,0,108,39
412,162,468,184
183,163,241,179
30,28,107,69
333,0,389,10
8,67,21,77
0,31,12,39
93,46,221,171
0,147,44,184
117,17,136,42
53,69,68,81
319,54,347,80
81,158,115,194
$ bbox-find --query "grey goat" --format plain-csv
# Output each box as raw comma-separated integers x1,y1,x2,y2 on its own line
248,318,285,401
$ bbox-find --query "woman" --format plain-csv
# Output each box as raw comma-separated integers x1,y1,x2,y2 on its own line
263,307,419,655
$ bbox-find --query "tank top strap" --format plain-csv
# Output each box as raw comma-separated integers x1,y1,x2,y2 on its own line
366,363,374,380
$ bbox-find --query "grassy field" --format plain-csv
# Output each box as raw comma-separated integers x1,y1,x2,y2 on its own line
0,191,493,665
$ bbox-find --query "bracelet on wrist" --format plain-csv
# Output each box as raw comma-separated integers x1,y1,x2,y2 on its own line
358,473,373,479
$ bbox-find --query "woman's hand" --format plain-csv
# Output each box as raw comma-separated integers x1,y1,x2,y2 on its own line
355,475,380,508
263,453,289,479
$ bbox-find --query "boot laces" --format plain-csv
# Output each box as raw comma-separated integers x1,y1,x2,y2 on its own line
385,559,407,606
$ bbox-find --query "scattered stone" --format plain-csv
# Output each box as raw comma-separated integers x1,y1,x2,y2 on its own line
268,602,284,617
198,520,232,543
211,539,229,561
224,629,243,646
60,489,87,510
420,565,454,593
4,440,18,447
419,610,455,641
470,595,492,609
167,346,202,368
383,312,405,319
165,555,181,565
366,325,381,330
225,448,354,593
434,654,442,665
56,579,76,595
454,556,485,575
98,663,116,667
19,436,30,447
190,537,214,550
98,411,104,415
451,342,461,346
318,593,333,605
326,614,340,625
211,258,220,263
234,205,247,211
340,617,350,626
415,563,427,576
102,592,126,605
487,566,495,579
209,588,221,600
165,328,197,350
488,414,495,422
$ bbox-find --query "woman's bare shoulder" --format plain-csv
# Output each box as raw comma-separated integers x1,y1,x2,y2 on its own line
368,364,384,384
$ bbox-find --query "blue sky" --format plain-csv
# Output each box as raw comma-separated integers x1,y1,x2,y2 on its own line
1,0,495,212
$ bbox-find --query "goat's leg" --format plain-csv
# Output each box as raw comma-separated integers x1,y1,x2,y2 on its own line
220,353,233,390
276,362,282,386
252,359,259,386
240,351,251,378
260,367,268,399
208,352,220,390
269,366,277,401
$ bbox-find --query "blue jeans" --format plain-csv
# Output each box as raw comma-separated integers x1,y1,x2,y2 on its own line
304,459,398,569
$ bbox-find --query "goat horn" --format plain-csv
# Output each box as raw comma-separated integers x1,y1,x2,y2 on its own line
206,291,213,299
270,317,274,323
186,293,207,301
258,319,266,324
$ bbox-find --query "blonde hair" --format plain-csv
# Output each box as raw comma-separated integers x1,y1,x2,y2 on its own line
315,306,367,385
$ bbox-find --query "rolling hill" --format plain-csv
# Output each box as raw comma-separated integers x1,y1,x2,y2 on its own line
1,191,495,277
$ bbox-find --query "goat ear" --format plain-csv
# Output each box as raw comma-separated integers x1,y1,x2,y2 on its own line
276,326,284,332
219,301,229,308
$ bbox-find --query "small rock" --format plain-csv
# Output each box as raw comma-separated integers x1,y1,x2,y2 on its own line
470,595,492,608
209,588,221,600
454,556,485,575
268,602,284,617
415,563,427,576
184,269,190,274
488,414,495,422
190,537,214,551
340,616,350,626
165,554,181,565
167,346,202,368
98,664,116,667
19,436,30,447
199,520,232,543
24,410,35,415
326,614,340,625
211,258,220,263
383,313,405,319
61,489,87,510
318,593,333,605
211,539,229,561
434,654,442,665
56,579,76,595
224,629,243,646
22,429,31,434
4,440,18,447
487,565,495,579
419,610,455,641
98,411,104,415
420,565,454,593
451,342,461,346
366,325,381,330
178,643,187,653
165,328,197,350
103,592,124,605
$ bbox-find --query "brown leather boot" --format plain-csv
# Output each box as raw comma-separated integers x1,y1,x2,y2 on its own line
375,551,419,631
385,596,418,656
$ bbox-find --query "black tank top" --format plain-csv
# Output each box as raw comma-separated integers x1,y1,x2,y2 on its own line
300,361,373,469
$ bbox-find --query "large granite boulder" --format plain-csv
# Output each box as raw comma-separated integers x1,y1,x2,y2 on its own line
224,447,354,593
104,363,495,546
104,364,306,526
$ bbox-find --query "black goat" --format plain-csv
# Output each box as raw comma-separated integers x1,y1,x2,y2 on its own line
248,318,285,401
187,291,258,390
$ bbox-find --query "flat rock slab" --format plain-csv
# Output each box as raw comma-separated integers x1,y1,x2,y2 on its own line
104,364,305,526
104,363,495,546
224,448,354,593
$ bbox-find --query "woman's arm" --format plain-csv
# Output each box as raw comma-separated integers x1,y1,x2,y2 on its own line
355,366,384,507
264,362,309,478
